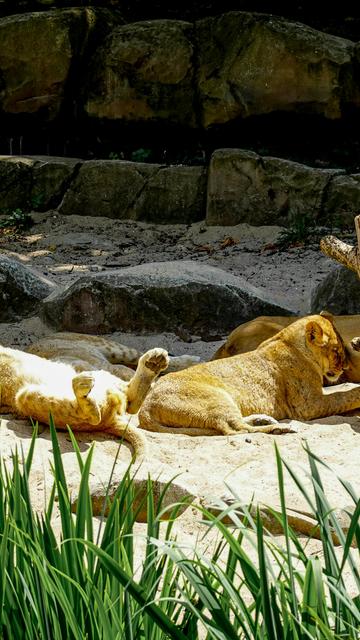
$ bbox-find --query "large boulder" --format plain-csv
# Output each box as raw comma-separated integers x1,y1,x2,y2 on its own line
41,260,294,337
0,9,100,120
196,12,360,128
321,174,360,228
0,255,56,321
30,156,82,210
85,19,196,126
0,155,81,212
310,265,360,315
0,156,34,211
58,160,206,223
206,149,341,226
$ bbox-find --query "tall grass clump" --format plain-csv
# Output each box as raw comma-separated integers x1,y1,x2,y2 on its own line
1,418,360,639
0,418,189,640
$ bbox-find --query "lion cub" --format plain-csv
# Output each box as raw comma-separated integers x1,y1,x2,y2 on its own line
139,314,360,436
0,344,169,458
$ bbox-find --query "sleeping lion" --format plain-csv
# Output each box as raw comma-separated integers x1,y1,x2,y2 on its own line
212,314,360,383
0,342,170,459
138,314,360,436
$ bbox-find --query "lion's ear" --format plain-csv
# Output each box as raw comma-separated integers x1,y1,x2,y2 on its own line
306,320,329,347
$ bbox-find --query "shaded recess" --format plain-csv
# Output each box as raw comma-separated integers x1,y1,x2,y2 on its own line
1,1,360,40
2,113,360,173
0,3,360,170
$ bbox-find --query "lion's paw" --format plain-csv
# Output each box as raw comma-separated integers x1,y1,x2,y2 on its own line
141,348,170,375
244,413,278,427
72,373,95,399
271,423,299,435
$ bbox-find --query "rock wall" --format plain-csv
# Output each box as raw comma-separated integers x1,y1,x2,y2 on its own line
1,3,360,223
3,152,360,227
0,7,360,167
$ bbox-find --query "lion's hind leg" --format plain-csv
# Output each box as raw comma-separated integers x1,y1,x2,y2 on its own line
15,374,102,428
139,380,296,436
126,348,170,414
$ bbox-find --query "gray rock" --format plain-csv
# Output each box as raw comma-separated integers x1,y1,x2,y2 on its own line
0,156,34,211
0,9,97,120
310,265,360,315
41,260,295,337
30,156,82,210
322,174,360,229
72,472,194,522
58,160,206,223
196,12,358,128
206,148,342,226
0,155,81,212
85,19,195,126
0,7,113,122
0,255,56,321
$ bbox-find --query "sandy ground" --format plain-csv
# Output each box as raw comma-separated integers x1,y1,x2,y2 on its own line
1,214,359,601
0,212,345,354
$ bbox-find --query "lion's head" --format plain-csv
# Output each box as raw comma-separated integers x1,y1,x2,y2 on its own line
306,313,348,383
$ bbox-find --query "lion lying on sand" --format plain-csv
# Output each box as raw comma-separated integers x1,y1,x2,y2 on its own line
139,314,360,436
212,314,360,383
26,332,199,379
0,342,170,459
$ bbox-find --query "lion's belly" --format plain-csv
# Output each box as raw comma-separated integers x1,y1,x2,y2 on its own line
0,348,76,406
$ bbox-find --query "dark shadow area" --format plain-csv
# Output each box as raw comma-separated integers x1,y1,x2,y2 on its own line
1,414,133,456
1,1,360,40
1,111,360,172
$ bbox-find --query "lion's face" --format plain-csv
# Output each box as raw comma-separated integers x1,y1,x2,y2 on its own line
306,317,348,383
322,341,348,383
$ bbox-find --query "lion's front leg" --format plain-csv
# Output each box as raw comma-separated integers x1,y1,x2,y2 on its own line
294,383,360,420
15,373,102,428
126,348,169,414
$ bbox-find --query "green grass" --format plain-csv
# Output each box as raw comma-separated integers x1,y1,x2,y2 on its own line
0,208,33,232
1,419,360,639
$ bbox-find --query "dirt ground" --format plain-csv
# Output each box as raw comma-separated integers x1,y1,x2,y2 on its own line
1,212,359,599
0,212,343,355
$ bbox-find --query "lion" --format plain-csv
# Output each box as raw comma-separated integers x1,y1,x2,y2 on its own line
0,342,170,459
26,332,200,379
138,314,360,436
211,314,360,383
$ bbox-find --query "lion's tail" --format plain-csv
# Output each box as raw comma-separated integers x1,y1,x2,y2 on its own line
107,418,147,461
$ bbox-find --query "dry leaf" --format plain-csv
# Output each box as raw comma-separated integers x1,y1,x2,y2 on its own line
220,236,239,249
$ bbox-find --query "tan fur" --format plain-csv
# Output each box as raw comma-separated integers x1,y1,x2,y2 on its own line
0,344,169,459
27,332,199,377
211,314,360,384
139,315,360,436
26,333,139,381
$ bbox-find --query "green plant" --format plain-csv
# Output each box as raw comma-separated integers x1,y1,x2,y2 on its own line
131,148,152,163
276,211,318,249
30,192,45,210
0,420,190,639
173,443,360,639
108,151,124,160
0,207,33,232
1,421,360,639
